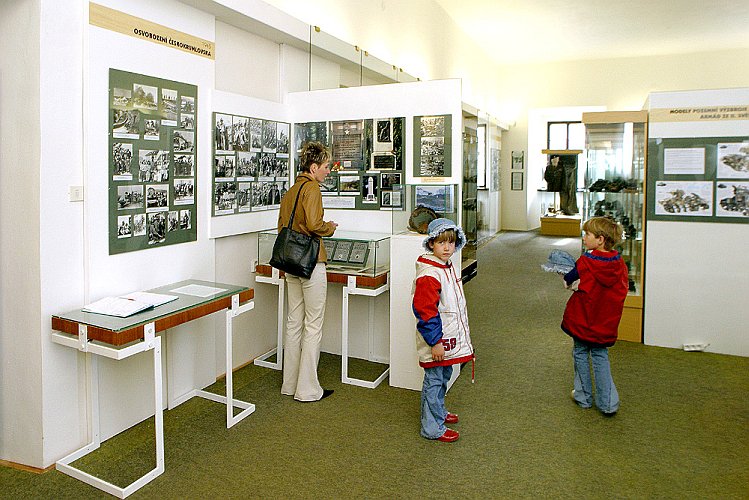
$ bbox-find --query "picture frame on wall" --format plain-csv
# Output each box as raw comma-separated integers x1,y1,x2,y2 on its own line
512,150,524,170
511,171,524,191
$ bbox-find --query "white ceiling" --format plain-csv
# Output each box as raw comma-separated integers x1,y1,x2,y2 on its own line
434,0,749,64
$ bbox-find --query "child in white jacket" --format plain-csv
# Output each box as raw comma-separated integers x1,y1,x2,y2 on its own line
412,218,474,442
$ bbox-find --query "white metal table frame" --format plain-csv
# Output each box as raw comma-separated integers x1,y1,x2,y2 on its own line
341,274,390,388
51,292,254,499
254,267,390,388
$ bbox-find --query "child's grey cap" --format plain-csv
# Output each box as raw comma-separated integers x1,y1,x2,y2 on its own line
422,217,466,251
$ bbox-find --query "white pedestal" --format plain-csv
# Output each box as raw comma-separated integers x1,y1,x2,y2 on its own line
389,231,460,391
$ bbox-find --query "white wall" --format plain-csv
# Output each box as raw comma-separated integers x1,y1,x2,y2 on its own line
0,0,44,468
644,88,749,356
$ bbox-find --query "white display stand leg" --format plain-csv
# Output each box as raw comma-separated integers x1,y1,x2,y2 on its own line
341,275,390,388
51,323,164,499
254,268,284,370
195,293,256,428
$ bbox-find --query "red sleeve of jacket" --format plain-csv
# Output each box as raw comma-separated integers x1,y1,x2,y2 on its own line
412,275,443,346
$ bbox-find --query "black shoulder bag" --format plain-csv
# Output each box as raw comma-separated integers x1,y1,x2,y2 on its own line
269,181,320,279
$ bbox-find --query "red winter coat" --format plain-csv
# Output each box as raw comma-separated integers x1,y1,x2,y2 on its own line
561,250,629,347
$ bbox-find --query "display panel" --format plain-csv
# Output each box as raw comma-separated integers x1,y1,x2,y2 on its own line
109,69,197,254
647,137,749,222
212,112,290,216
413,114,452,178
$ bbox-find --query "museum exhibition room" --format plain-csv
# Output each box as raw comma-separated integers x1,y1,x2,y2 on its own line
1,0,747,497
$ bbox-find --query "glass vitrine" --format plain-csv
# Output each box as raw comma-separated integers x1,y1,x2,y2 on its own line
258,229,390,277
582,111,648,341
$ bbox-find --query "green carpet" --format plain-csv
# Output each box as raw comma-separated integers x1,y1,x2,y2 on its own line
2,231,748,499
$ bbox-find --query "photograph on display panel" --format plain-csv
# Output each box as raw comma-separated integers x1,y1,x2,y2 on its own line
108,69,197,255
413,114,452,178
654,181,712,216
232,115,250,152
716,182,749,217
717,142,749,178
415,185,454,214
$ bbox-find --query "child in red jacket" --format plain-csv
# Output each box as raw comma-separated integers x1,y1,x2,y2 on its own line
562,217,628,415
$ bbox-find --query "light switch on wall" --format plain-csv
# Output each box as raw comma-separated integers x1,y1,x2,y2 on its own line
69,186,84,202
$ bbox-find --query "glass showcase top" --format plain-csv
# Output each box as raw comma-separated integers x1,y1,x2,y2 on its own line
258,230,390,277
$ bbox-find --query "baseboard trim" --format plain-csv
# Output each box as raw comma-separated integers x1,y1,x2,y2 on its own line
0,459,54,474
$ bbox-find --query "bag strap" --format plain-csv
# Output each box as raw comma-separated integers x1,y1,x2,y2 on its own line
286,180,311,229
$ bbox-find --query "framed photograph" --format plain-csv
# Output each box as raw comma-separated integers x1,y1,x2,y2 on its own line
381,172,401,190
323,239,337,258
654,180,712,216
381,189,402,208
332,240,353,262
362,173,378,204
512,150,524,170
338,174,361,195
415,185,454,213
511,171,524,191
347,241,369,265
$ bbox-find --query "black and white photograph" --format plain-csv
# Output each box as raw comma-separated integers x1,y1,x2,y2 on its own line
117,185,144,210
277,158,289,179
250,118,263,152
323,239,337,259
133,213,146,236
654,180,712,216
138,150,169,182
381,172,401,190
421,136,445,157
215,155,236,179
167,210,179,232
376,119,392,144
232,115,250,152
113,88,131,107
382,189,402,208
180,95,195,113
717,142,749,179
277,122,290,157
237,182,253,212
180,113,194,130
174,154,194,177
420,154,445,177
348,241,369,265
147,212,166,245
416,185,453,213
420,115,445,137
146,184,169,212
132,83,158,110
258,152,279,179
161,88,178,125
113,109,140,139
320,174,338,194
716,182,749,217
214,113,232,153
174,178,194,205
214,181,237,215
362,173,379,204
339,174,361,194
333,240,353,262
174,130,194,153
112,142,133,180
144,119,160,140
116,215,132,238
179,209,191,230
332,120,364,168
237,151,259,179
262,120,277,153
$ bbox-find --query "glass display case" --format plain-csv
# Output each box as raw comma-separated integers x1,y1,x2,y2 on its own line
258,229,390,278
582,110,648,342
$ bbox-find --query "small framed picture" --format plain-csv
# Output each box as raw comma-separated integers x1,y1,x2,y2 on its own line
512,150,524,170
511,171,524,191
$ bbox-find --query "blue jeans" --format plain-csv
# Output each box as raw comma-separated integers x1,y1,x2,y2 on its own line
572,338,619,414
421,365,453,439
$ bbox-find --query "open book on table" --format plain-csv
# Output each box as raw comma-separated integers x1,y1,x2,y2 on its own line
82,292,179,318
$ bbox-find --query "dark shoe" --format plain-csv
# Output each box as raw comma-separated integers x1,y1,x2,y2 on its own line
437,428,459,443
320,389,334,400
445,412,459,424
601,410,617,417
